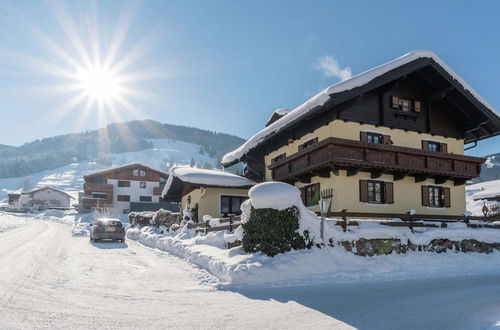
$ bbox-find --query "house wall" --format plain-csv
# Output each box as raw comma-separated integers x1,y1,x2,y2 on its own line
263,120,466,214
181,187,249,221
108,179,162,214
264,120,464,181
295,171,466,215
32,189,71,208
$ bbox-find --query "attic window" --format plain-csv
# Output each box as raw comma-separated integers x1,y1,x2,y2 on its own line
391,96,421,113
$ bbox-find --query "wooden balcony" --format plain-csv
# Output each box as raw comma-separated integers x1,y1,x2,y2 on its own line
268,137,485,184
83,182,113,195
81,197,111,209
153,184,166,196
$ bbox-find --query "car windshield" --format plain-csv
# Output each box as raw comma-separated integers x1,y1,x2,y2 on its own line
103,221,122,227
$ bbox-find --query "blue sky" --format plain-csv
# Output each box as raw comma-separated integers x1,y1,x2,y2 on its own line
0,0,499,157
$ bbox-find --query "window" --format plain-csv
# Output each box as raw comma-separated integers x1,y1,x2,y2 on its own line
391,96,421,113
271,153,286,164
367,181,384,203
123,209,130,214
422,186,450,208
367,133,383,144
92,193,107,200
220,196,248,215
298,137,318,151
160,176,167,183
140,170,146,177
118,180,130,187
139,196,152,202
422,141,447,153
117,195,130,202
140,182,147,189
132,169,139,176
301,183,320,207
359,180,394,204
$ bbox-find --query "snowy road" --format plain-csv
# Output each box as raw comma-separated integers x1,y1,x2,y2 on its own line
0,216,499,329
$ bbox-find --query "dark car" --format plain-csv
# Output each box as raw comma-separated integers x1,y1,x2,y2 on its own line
89,219,126,242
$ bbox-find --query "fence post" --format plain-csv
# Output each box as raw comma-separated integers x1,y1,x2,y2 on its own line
407,211,414,234
341,208,348,232
229,217,233,232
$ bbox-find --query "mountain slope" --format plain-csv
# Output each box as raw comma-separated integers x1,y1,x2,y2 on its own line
0,120,245,179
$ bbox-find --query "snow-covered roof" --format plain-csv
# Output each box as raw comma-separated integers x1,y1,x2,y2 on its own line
84,162,167,178
25,186,74,199
222,50,500,166
162,166,254,199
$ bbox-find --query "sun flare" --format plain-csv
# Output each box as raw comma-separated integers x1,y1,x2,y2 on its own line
76,67,120,102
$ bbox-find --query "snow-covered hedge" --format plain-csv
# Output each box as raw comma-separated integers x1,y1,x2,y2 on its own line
129,209,181,227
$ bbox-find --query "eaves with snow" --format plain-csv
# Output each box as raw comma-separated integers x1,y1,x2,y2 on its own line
162,166,255,202
222,50,500,167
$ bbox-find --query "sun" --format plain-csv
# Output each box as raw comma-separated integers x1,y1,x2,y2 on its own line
76,66,120,102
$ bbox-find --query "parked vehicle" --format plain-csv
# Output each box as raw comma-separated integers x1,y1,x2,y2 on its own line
89,219,125,242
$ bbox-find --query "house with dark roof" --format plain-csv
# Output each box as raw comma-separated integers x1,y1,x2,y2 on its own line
222,50,500,215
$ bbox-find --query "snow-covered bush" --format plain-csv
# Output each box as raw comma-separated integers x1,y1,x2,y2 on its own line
241,182,316,257
152,209,180,227
242,206,309,256
129,211,155,226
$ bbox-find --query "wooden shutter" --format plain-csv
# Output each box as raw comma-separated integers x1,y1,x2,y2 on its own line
421,186,430,206
360,131,368,143
382,135,392,145
300,188,306,204
441,143,448,153
422,140,429,151
414,101,421,112
391,96,399,109
359,180,368,202
384,182,394,204
443,187,451,207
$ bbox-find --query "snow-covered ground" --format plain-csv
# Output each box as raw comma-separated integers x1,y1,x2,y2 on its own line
2,212,500,329
0,139,218,202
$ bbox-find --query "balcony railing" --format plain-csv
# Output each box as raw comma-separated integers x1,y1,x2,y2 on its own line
83,182,113,194
153,184,166,196
268,137,485,182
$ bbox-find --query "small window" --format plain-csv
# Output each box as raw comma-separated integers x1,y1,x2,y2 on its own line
422,141,447,153
220,196,248,215
139,196,152,202
298,138,318,151
428,186,443,207
140,170,146,177
301,183,320,207
123,209,130,214
160,177,167,183
367,181,384,204
271,153,286,164
132,169,139,176
118,180,130,187
391,96,421,113
92,193,107,200
367,133,383,144
422,185,451,208
117,195,130,202
140,182,146,189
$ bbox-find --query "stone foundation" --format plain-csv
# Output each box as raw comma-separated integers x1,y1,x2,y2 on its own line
333,238,500,256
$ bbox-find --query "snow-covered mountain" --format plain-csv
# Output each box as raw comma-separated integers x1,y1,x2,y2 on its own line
0,138,225,202
478,154,500,182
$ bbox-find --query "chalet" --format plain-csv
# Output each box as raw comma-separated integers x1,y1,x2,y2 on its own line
222,51,500,216
161,166,254,222
21,186,73,210
80,163,175,214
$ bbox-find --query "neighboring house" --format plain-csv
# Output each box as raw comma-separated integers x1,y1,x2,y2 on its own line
8,193,21,205
470,179,500,202
21,187,73,210
222,50,500,215
162,166,254,222
80,163,176,214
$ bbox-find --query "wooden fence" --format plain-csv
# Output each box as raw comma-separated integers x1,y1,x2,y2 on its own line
188,216,241,234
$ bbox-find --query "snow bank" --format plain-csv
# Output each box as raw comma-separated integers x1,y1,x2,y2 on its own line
222,50,499,166
127,224,500,287
466,179,500,215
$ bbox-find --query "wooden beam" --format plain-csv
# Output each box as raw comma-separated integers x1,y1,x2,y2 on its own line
454,178,466,186
434,177,447,184
299,176,311,184
415,174,428,183
393,172,407,181
347,168,359,177
317,170,331,178
428,86,455,102
371,170,383,179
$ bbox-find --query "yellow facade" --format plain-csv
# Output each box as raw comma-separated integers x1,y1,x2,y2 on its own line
181,187,249,221
264,120,466,215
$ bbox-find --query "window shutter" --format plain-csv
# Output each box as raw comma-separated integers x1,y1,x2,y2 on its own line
441,143,448,153
443,187,451,207
384,182,394,204
422,140,429,151
414,101,421,113
391,96,399,109
300,187,305,204
421,186,430,206
382,135,392,145
360,131,368,143
359,180,368,202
